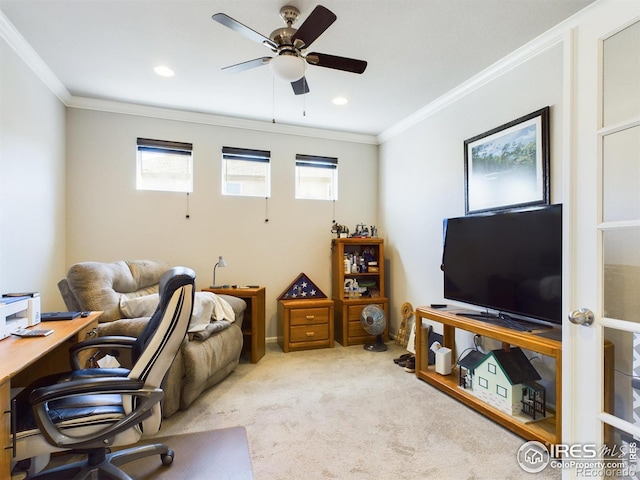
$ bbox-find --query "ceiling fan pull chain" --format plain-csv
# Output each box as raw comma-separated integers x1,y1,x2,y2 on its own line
272,76,276,123
302,64,307,117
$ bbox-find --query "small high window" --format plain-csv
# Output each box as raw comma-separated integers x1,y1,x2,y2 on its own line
295,154,338,201
136,138,193,193
222,147,271,197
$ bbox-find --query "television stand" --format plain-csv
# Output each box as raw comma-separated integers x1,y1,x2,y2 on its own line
415,306,562,445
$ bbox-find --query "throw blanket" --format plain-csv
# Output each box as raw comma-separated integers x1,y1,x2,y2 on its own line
189,321,232,341
119,291,235,336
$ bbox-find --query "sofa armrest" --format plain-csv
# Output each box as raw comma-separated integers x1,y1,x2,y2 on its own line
97,317,150,337
218,294,246,329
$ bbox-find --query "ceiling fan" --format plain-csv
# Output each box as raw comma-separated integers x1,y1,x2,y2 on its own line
212,5,367,95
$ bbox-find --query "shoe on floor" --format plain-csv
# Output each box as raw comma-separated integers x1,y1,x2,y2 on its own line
393,353,412,364
404,356,416,373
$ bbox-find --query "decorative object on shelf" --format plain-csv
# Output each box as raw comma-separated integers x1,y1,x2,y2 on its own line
464,106,550,215
458,350,486,389
395,302,413,348
211,255,228,288
430,341,452,375
457,347,545,418
352,223,370,237
360,304,387,352
521,382,547,421
278,273,327,300
331,222,349,238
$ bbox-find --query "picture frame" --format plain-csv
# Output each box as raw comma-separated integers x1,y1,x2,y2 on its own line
464,106,550,215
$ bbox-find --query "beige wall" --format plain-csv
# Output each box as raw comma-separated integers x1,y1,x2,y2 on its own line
377,37,566,406
0,37,67,309
65,108,378,339
378,43,565,336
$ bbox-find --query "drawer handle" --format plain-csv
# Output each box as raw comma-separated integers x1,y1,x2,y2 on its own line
305,315,315,321
305,332,315,337
86,327,99,338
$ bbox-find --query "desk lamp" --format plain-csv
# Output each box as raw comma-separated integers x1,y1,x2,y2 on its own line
211,256,228,288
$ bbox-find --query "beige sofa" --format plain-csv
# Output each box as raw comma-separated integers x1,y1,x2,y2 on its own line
58,260,245,417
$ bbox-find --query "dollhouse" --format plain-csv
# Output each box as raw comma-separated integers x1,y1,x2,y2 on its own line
458,347,545,418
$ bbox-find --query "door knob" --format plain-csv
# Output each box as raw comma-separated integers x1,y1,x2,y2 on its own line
568,308,595,326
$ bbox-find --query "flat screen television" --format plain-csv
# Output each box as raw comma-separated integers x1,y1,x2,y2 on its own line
442,204,562,327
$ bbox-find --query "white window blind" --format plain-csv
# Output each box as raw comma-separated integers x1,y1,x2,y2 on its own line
295,154,338,200
222,146,271,197
136,138,193,193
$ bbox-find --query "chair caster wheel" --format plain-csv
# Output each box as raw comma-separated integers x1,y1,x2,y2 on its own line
161,449,174,466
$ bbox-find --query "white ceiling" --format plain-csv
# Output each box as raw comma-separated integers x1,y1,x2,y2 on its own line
1,0,595,137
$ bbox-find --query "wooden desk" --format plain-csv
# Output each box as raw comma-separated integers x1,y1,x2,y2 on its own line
202,288,265,363
1,312,101,475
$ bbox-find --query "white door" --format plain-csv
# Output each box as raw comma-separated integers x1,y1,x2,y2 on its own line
567,2,640,479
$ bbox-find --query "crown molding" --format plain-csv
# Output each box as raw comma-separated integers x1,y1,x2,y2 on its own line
0,10,71,104
377,32,567,144
1,10,376,145
376,2,599,144
67,96,379,145
2,2,599,148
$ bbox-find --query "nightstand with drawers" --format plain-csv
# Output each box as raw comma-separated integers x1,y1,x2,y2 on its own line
277,298,334,353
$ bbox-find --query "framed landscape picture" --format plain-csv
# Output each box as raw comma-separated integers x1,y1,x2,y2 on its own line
464,106,550,215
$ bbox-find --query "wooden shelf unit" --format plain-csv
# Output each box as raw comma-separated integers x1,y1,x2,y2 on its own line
415,306,562,445
331,237,388,347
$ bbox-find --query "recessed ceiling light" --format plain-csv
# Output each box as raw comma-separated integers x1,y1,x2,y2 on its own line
332,97,348,106
154,65,175,77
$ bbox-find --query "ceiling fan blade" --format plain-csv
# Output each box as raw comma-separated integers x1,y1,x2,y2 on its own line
212,13,277,51
306,53,367,74
222,57,271,74
290,5,336,49
291,77,310,95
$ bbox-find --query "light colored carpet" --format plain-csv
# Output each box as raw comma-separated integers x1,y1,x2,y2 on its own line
155,342,560,479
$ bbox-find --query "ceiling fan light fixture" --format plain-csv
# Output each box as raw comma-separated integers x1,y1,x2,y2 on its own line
269,54,305,82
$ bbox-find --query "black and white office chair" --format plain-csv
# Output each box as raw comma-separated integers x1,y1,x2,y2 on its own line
11,266,195,480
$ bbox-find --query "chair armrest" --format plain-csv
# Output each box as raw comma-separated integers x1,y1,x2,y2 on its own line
69,336,136,370
29,376,143,404
29,376,162,450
